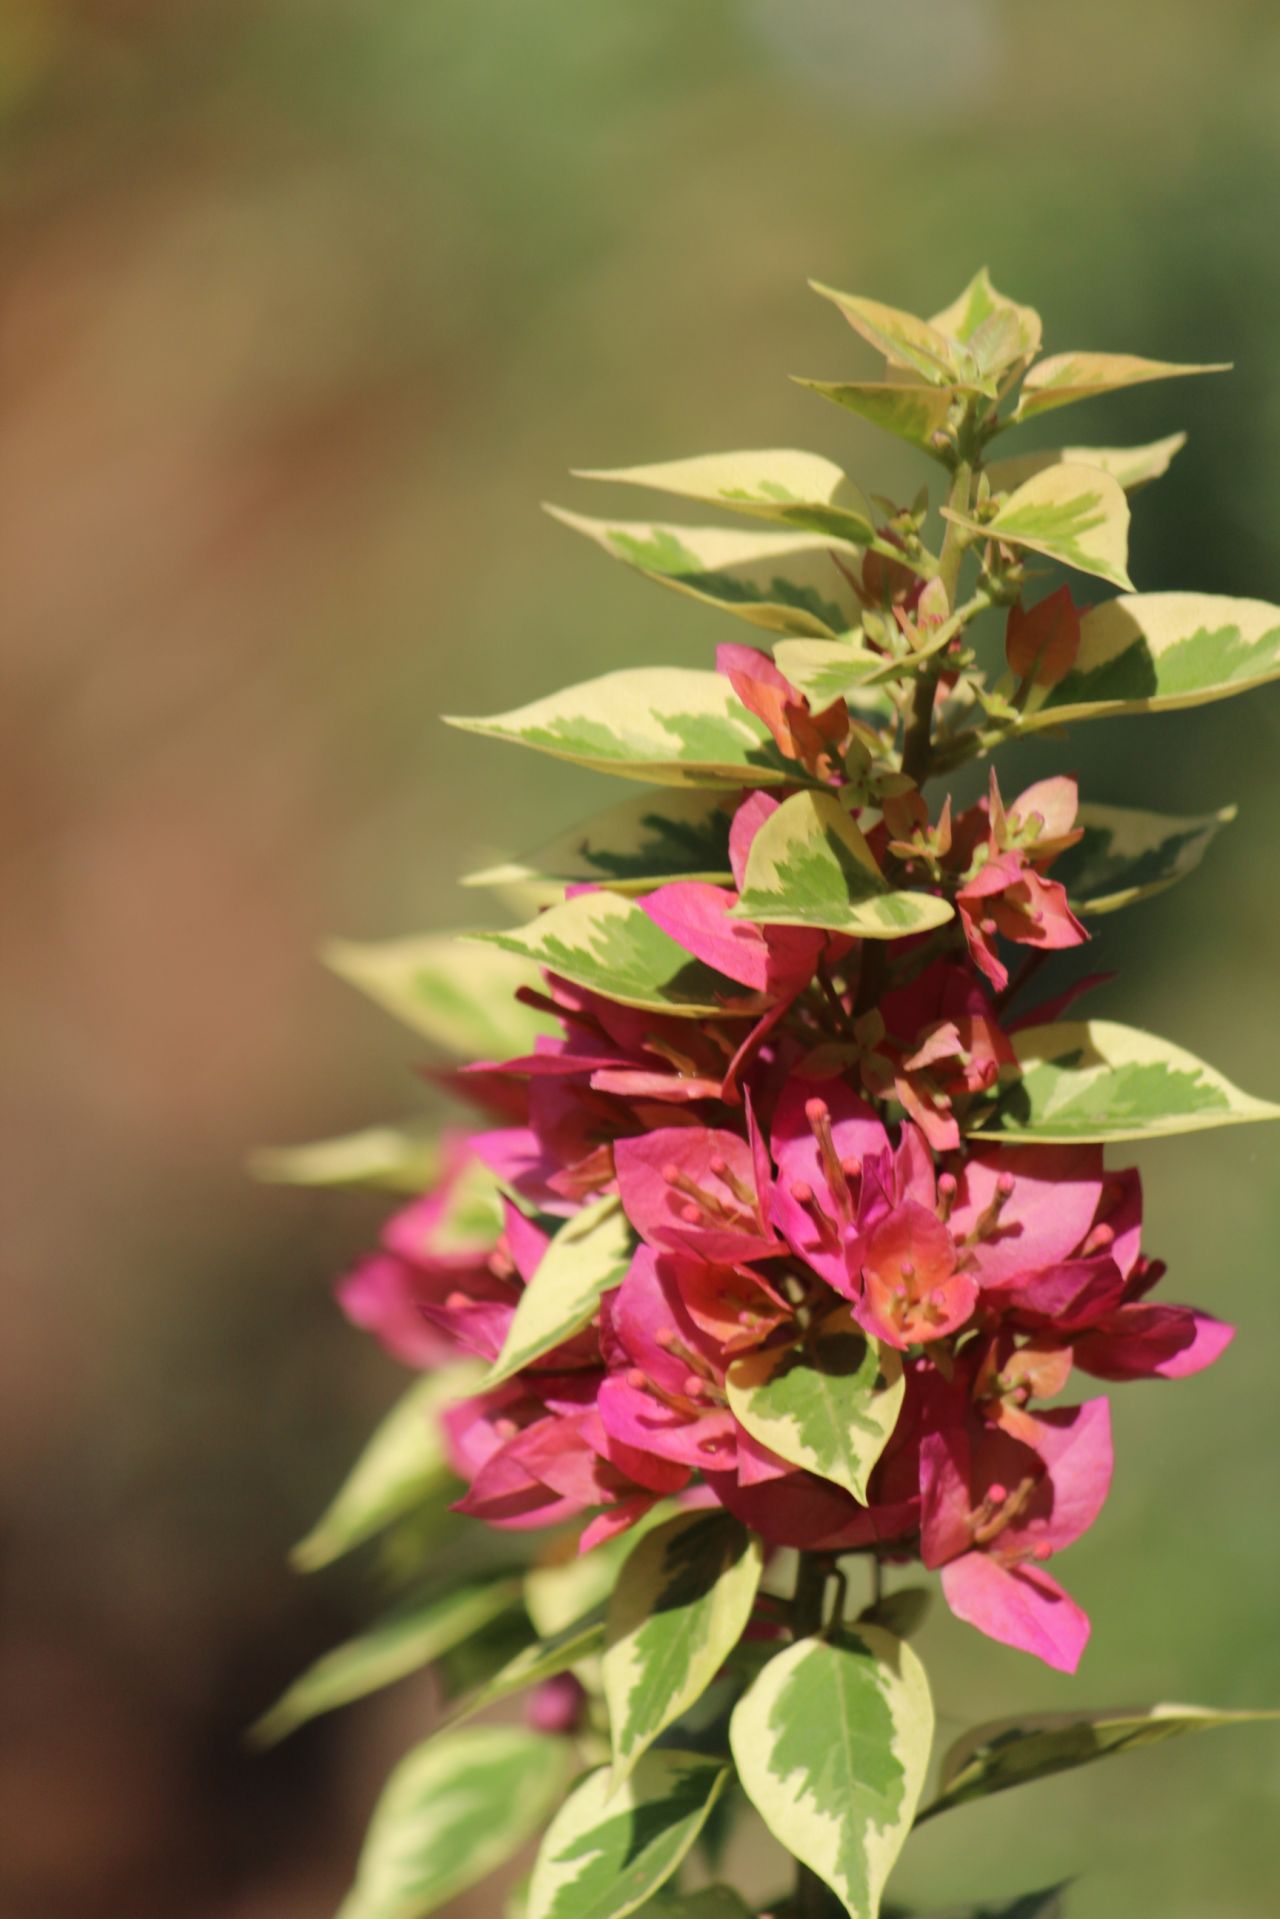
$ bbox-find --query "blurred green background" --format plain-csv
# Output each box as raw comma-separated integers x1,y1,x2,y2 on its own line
4,2,1280,1914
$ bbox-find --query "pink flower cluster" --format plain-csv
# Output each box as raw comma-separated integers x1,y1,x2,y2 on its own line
340,640,1232,1673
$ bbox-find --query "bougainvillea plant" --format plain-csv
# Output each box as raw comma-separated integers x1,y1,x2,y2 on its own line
258,271,1280,1919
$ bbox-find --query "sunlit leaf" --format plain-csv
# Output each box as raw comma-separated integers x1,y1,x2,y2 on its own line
811,282,983,390
734,790,955,939
730,1627,933,1919
574,450,877,547
792,378,957,457
463,788,737,897
1014,350,1229,422
324,935,555,1058
475,892,765,1018
946,465,1132,589
545,507,860,637
604,1511,763,1779
337,1728,568,1919
1057,801,1236,914
929,268,1043,372
249,1122,441,1194
726,1309,905,1502
442,1613,606,1731
485,1195,634,1387
446,667,795,788
527,1750,730,1919
987,431,1186,496
970,1019,1280,1144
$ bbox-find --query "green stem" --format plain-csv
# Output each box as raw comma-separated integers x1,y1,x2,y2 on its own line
901,457,975,788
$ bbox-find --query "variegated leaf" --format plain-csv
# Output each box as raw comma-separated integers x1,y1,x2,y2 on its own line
970,1019,1280,1145
922,1704,1280,1821
324,934,555,1059
730,1628,933,1919
929,267,1043,372
527,1750,730,1919
604,1511,763,1779
249,1121,441,1194
946,464,1132,589
442,1613,606,1731
811,282,984,391
1019,591,1280,727
1057,801,1236,915
772,637,890,707
475,892,765,1018
545,508,859,637
337,1728,568,1919
250,1581,519,1746
987,431,1186,497
726,1309,905,1503
463,788,737,897
734,790,955,940
1014,350,1229,422
525,1503,679,1637
485,1195,634,1387
574,450,877,547
446,667,793,788
792,378,957,457
292,1365,483,1573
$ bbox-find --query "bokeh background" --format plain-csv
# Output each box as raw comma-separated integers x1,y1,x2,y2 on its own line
4,2,1280,1915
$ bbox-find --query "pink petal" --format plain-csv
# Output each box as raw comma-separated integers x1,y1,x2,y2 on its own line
1074,1306,1235,1381
951,1145,1104,1285
639,882,772,991
941,1552,1091,1672
615,1127,778,1262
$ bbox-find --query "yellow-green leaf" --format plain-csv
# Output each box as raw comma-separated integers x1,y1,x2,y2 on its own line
545,507,860,637
573,449,877,547
929,267,1043,372
811,282,983,391
987,431,1186,497
1057,801,1236,915
445,667,794,788
970,1019,1280,1145
733,790,955,940
324,934,555,1058
792,378,957,458
248,1121,441,1194
946,464,1133,589
1014,350,1229,422
726,1308,905,1503
442,1612,606,1732
475,892,765,1018
485,1195,633,1387
463,788,737,897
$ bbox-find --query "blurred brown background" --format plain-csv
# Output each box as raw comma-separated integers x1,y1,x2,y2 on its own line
3,3,1280,1915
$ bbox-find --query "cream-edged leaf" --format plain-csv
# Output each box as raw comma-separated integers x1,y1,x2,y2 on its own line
792,378,957,457
734,790,955,940
811,283,984,390
1019,591,1280,727
249,1121,441,1194
485,1195,634,1387
929,267,1043,370
730,1628,933,1919
987,431,1186,497
1057,801,1236,914
922,1704,1280,1821
726,1309,905,1503
970,1019,1280,1144
946,464,1133,589
772,638,890,707
446,667,794,788
337,1728,568,1919
527,1749,730,1919
474,892,765,1018
604,1511,763,1780
1014,350,1229,422
441,1613,606,1731
463,788,737,897
545,508,860,637
573,449,877,547
324,934,555,1058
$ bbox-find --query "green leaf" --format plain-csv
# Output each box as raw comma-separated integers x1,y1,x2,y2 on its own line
885,1891,1066,1919
929,268,1043,372
527,1749,730,1919
525,1505,679,1637
792,378,957,458
811,282,984,391
987,430,1186,496
921,1704,1280,1822
604,1511,764,1780
337,1727,569,1919
292,1366,482,1573
250,1581,519,1746
546,508,860,637
446,667,795,789
1056,801,1236,915
475,892,765,1019
573,450,877,548
324,934,555,1058
730,1627,933,1919
463,788,737,897
486,1195,634,1387
1014,349,1229,422
1019,591,1280,727
946,464,1132,589
640,1891,755,1919
248,1121,441,1193
733,791,955,940
726,1308,905,1503
442,1613,606,1731
970,1019,1280,1145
